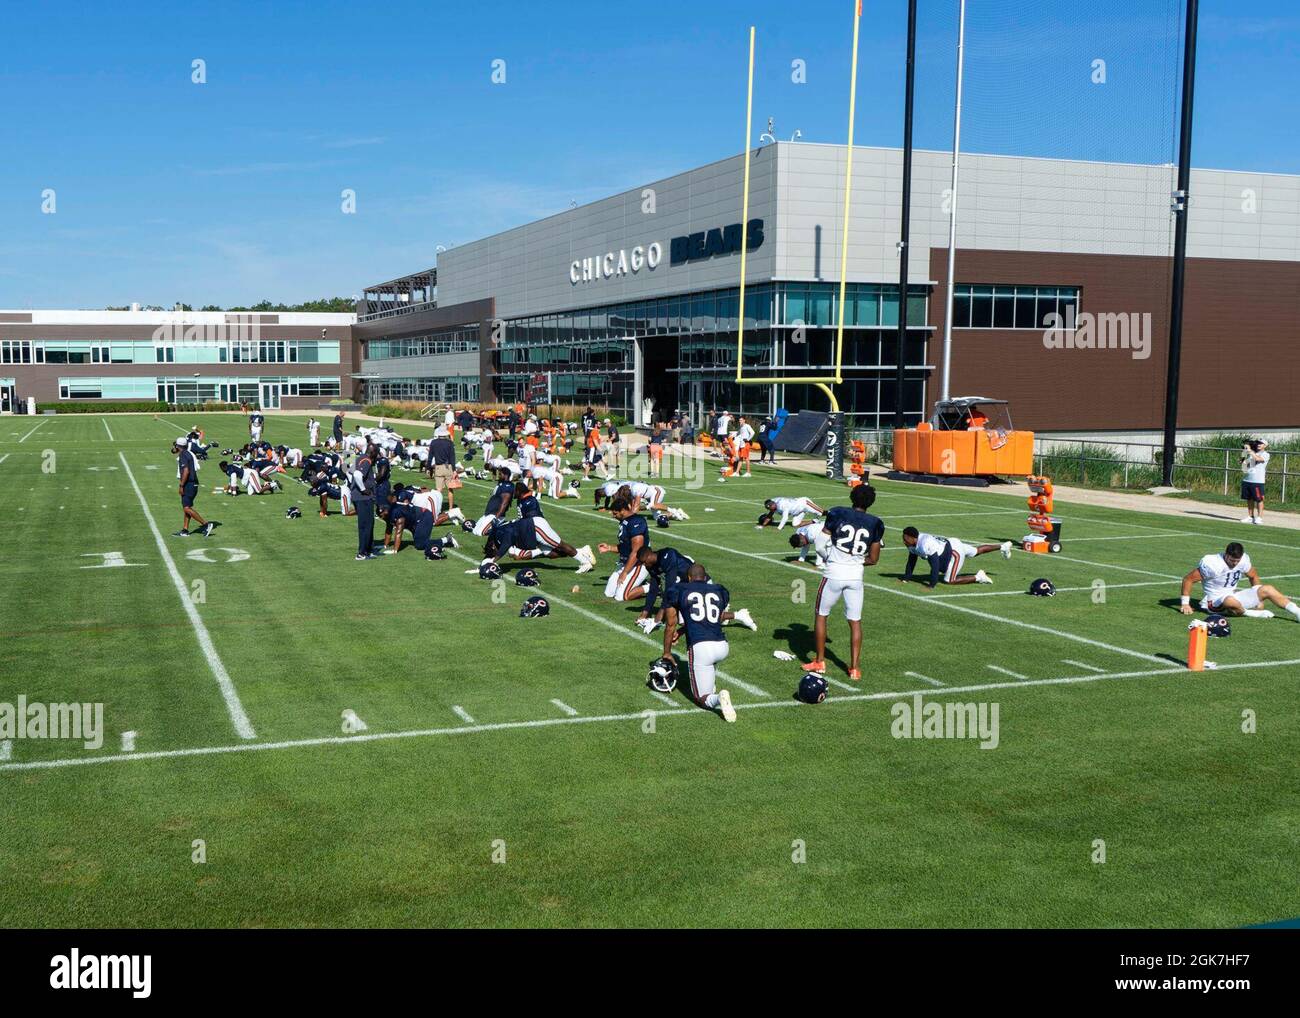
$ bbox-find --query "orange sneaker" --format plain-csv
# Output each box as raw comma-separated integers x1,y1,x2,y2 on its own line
848,669,862,682
801,660,825,673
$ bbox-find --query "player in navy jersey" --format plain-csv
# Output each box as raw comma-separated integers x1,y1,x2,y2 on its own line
378,499,458,560
598,495,652,601
172,439,215,537
480,516,594,573
472,468,518,536
513,482,544,519
804,483,884,682
634,545,695,633
659,562,749,722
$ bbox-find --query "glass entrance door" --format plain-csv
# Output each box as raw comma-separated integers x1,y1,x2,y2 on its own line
259,383,281,409
0,384,14,413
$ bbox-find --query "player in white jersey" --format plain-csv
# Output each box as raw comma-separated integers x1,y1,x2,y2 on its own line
1179,542,1300,620
342,432,367,454
786,522,826,568
307,417,321,447
803,484,884,682
280,447,304,468
532,463,577,499
517,441,538,473
487,456,523,481
899,528,1010,586
757,496,825,530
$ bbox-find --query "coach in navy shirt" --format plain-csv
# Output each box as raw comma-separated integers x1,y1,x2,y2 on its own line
173,439,214,538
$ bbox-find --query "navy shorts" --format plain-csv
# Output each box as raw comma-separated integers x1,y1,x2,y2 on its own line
181,483,199,508
1241,481,1265,502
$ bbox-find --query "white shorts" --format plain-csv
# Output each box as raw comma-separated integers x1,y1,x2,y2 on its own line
473,514,497,537
250,427,262,442
412,490,442,517
604,563,649,601
815,576,864,621
532,517,562,550
944,547,967,584
1203,585,1261,612
686,640,729,701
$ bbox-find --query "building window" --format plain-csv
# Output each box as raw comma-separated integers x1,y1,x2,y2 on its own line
952,285,1079,330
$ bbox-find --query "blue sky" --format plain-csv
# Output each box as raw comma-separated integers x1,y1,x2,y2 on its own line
1,0,1295,308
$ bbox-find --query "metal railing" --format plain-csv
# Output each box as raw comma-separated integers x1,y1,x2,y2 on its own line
848,428,1299,506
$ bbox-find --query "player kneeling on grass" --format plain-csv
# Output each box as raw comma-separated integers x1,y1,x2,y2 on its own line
599,495,652,600
483,516,595,574
378,498,459,560
899,528,1011,587
1179,542,1300,622
658,562,756,723
218,460,271,497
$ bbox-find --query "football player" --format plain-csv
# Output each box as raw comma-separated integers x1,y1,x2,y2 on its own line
307,416,321,448
598,495,652,601
482,516,595,573
899,528,1011,587
248,407,264,443
757,496,825,530
1178,542,1300,621
217,460,259,496
635,545,695,633
471,467,519,536
802,482,884,682
658,562,756,722
379,497,459,559
787,522,826,568
309,476,354,516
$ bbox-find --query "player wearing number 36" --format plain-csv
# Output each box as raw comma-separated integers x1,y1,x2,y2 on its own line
802,483,885,682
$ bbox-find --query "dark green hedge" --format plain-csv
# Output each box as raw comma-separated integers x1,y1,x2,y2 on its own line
35,402,241,414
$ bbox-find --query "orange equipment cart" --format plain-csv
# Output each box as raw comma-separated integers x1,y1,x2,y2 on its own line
892,397,1034,479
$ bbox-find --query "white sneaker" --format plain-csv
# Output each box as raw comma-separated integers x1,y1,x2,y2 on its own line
731,608,758,631
1241,516,1255,524
449,507,465,522
1000,541,1013,559
974,569,993,584
1244,609,1274,619
717,689,736,723
575,546,595,574
1252,518,1262,525
636,617,661,634
507,546,524,558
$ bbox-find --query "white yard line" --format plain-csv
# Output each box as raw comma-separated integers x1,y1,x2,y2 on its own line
986,664,1029,681
648,691,677,707
0,453,9,467
1041,553,1181,580
823,676,860,692
118,451,256,740
905,670,946,687
444,539,772,698
103,419,115,442
7,657,1298,774
1062,660,1108,674
451,705,476,725
550,699,579,716
17,419,44,443
469,478,1174,667
928,573,1300,599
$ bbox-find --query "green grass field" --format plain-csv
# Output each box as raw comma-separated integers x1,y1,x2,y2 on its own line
1,412,1297,928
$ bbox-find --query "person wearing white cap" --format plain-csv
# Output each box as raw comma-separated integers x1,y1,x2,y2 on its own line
1240,439,1270,525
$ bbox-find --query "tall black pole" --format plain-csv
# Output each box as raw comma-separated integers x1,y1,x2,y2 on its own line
1161,0,1199,486
893,0,918,428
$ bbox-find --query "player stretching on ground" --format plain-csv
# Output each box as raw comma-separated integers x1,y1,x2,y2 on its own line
659,562,756,722
483,516,595,573
787,522,826,568
1178,542,1300,621
757,496,825,530
803,483,884,682
898,528,1011,587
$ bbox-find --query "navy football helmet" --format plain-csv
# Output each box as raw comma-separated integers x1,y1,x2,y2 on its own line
515,567,540,587
647,657,678,693
796,675,828,704
285,506,302,519
479,561,502,581
425,546,446,561
655,512,670,528
1205,613,1232,638
520,595,550,618
460,517,477,534
1029,578,1056,597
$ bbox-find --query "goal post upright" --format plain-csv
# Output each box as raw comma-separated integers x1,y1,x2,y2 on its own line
732,3,861,477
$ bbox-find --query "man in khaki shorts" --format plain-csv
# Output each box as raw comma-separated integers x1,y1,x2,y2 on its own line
429,426,457,510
